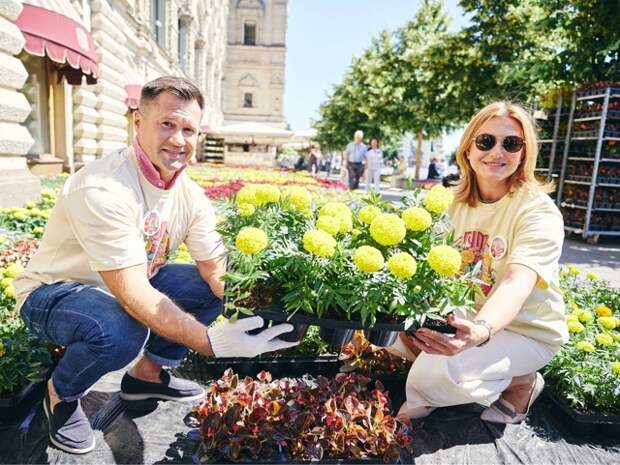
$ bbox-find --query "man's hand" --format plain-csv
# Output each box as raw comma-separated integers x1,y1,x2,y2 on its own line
405,314,489,356
207,316,299,358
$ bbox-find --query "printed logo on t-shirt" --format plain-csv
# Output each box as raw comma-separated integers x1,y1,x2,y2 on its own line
454,230,507,296
144,220,170,278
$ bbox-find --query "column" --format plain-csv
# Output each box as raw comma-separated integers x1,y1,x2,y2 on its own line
0,0,41,206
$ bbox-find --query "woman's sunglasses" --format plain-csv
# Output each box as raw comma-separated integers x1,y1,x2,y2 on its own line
473,134,525,153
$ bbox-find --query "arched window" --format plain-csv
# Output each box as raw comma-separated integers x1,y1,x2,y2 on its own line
151,0,165,48
178,18,188,72
243,93,253,108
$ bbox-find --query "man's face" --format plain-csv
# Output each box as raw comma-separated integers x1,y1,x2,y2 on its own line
354,133,363,144
134,92,202,181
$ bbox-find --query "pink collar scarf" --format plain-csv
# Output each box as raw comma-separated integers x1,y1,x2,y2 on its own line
133,138,185,190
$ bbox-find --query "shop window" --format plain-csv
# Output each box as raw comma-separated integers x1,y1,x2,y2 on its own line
22,54,51,155
243,93,253,108
151,0,166,48
243,22,256,45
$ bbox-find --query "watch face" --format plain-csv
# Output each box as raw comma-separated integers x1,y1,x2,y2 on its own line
142,209,161,237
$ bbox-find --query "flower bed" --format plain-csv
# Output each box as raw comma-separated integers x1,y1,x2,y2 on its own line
220,184,477,341
544,267,620,421
192,369,412,463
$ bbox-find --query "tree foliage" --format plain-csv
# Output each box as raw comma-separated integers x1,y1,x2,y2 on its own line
314,0,620,151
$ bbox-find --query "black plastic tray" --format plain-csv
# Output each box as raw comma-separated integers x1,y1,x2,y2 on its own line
173,355,342,382
542,387,620,438
0,378,48,424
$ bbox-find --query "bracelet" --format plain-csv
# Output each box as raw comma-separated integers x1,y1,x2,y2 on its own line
474,319,493,347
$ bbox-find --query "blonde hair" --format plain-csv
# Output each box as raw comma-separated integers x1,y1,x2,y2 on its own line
454,101,553,207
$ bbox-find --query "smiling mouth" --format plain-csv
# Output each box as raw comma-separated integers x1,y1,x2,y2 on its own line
483,161,506,167
162,149,185,157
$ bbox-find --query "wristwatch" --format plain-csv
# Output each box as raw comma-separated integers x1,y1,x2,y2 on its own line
474,319,493,346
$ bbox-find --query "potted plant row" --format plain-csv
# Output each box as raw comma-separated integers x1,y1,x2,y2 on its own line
218,184,478,348
192,369,413,464
543,267,620,438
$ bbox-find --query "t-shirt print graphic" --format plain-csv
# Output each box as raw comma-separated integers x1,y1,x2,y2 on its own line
454,230,501,296
144,220,170,278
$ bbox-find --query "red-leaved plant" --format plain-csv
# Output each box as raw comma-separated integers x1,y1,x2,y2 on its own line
193,369,412,463
339,331,411,376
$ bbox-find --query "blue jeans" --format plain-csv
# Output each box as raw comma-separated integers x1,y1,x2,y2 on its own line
20,264,222,401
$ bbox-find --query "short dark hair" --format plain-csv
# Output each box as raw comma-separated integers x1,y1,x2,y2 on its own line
139,76,204,111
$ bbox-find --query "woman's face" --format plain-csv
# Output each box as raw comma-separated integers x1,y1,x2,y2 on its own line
371,139,379,149
466,116,524,188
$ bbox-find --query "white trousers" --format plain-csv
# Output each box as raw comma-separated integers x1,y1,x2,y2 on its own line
392,330,558,415
366,168,381,191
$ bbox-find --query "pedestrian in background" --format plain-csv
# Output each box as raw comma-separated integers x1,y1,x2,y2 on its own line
344,130,368,189
365,137,383,192
308,145,320,176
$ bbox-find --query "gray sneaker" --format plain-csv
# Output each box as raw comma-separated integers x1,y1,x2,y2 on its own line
43,388,95,454
120,370,205,402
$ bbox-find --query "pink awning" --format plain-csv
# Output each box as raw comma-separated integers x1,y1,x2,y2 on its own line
14,2,98,84
125,84,142,110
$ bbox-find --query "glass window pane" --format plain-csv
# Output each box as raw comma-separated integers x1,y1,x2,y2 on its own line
21,54,50,155
244,23,256,45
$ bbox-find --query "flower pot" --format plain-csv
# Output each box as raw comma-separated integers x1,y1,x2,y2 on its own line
0,376,48,425
365,329,399,347
319,327,354,346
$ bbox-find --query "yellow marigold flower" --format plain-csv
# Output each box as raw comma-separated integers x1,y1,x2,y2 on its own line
25,201,36,209
33,226,44,235
402,207,432,232
586,271,599,280
595,333,614,347
565,313,578,322
427,245,462,277
567,320,585,334
369,213,406,246
0,277,12,288
284,186,312,211
567,264,580,276
235,227,268,255
320,202,353,233
575,341,595,353
598,316,617,331
387,252,417,279
302,229,337,257
316,216,340,236
237,203,256,217
13,211,27,221
595,305,613,317
358,205,381,225
4,263,24,278
353,246,384,273
255,185,280,204
569,301,580,313
611,361,620,375
422,185,454,214
41,211,50,219
236,185,257,205
578,310,594,324
3,285,15,299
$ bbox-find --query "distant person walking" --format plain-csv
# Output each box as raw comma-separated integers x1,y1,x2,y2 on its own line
308,145,320,176
365,137,383,192
427,157,442,180
344,130,368,189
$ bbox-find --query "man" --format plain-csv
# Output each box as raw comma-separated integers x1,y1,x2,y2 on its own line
14,77,296,454
427,157,442,180
344,130,368,189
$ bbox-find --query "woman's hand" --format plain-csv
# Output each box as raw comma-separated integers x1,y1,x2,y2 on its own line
406,314,490,356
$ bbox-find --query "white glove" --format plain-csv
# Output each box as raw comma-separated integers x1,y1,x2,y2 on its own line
207,316,299,358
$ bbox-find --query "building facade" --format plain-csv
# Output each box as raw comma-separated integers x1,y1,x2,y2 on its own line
221,0,286,128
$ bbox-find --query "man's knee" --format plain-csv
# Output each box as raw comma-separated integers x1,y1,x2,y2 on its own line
87,316,149,369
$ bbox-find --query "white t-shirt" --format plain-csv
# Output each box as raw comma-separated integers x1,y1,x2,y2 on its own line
14,146,223,310
448,186,568,347
365,149,383,171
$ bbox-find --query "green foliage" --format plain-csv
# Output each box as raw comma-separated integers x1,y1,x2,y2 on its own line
543,269,620,414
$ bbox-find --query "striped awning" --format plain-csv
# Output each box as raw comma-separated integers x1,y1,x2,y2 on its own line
14,0,98,84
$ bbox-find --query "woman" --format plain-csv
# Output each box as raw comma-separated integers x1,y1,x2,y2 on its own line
308,146,320,177
392,101,568,424
365,137,383,192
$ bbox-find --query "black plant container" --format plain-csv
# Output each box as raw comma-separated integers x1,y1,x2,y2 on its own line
365,329,399,347
542,387,620,439
319,327,354,347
